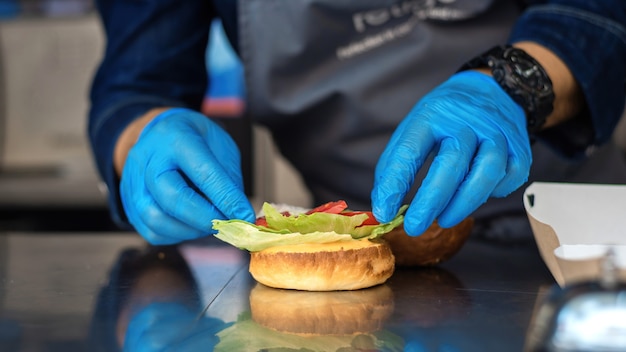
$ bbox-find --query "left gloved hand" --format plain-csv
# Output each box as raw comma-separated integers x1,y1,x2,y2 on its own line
372,70,532,236
120,108,255,244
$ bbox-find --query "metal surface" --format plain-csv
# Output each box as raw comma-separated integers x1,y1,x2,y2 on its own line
525,249,626,352
0,232,554,351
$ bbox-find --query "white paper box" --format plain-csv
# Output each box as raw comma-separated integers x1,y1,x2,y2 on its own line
523,182,626,287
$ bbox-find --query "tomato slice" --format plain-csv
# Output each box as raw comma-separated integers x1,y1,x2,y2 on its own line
341,211,379,226
255,217,269,227
305,200,348,214
305,200,378,226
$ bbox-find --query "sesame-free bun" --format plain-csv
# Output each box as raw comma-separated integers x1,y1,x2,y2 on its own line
249,239,395,291
249,283,394,335
384,218,474,267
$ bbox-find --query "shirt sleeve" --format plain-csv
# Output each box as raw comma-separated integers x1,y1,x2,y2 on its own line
88,0,214,228
508,0,626,157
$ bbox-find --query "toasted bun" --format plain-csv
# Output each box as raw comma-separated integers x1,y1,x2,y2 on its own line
249,283,394,335
384,218,474,266
249,239,394,291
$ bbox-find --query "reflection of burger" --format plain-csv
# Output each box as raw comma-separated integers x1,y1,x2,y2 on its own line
250,283,394,335
212,201,405,291
214,283,404,351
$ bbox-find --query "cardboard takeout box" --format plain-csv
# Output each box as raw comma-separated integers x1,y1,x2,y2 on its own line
523,182,626,287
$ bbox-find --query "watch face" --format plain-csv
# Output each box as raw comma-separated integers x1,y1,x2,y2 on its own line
503,49,552,98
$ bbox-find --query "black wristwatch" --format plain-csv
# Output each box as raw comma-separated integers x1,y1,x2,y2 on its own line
459,45,555,134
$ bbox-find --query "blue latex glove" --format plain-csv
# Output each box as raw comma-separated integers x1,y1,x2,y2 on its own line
121,108,256,244
372,71,532,236
123,302,228,352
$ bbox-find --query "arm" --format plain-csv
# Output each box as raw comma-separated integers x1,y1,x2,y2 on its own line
88,0,214,227
510,0,626,156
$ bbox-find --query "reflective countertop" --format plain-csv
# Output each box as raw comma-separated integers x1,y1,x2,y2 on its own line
0,231,555,351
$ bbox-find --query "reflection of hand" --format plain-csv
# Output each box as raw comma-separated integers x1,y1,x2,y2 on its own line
120,108,256,244
372,71,531,236
123,302,228,352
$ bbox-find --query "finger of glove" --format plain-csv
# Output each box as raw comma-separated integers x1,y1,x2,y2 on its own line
131,197,212,245
127,183,210,244
372,122,436,223
121,160,209,244
175,135,255,222
153,112,247,192
202,121,246,187
491,140,532,197
146,165,229,232
120,160,180,244
437,137,507,228
404,133,476,236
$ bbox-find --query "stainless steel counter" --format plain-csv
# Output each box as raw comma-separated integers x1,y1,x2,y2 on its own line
0,231,555,351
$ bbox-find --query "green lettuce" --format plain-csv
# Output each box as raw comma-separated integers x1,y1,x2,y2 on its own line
212,203,407,252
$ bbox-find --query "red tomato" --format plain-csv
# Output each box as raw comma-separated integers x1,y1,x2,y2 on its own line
341,211,379,226
255,217,269,227
305,200,348,214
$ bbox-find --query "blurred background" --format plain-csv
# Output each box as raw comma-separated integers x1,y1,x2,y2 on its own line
0,0,312,232
0,0,624,232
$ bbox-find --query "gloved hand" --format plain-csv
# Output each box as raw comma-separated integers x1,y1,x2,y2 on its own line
122,302,228,352
121,108,256,244
372,71,532,236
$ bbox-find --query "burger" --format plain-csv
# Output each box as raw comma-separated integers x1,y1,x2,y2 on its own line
212,200,406,291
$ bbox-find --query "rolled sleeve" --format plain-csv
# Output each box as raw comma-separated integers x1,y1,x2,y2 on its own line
88,0,213,228
509,1,626,156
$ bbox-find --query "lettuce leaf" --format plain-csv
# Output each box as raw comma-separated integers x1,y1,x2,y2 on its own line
211,220,355,252
212,203,407,252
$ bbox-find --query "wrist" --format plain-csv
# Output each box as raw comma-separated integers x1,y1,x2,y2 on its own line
512,41,584,129
113,107,170,176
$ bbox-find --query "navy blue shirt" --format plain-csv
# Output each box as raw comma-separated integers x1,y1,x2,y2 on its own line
89,0,626,228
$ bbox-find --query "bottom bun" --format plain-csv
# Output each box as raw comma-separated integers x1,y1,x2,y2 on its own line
249,239,395,291
384,218,474,267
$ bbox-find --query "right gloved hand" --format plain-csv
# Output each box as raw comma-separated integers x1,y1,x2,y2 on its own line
371,71,532,236
120,108,255,244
